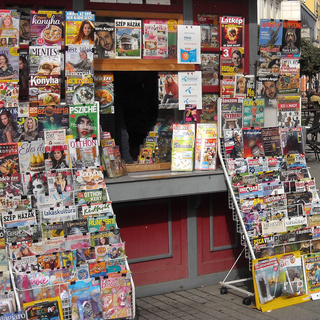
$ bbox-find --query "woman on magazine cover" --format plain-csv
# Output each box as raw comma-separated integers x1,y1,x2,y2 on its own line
0,109,18,142
236,76,247,95
27,172,48,207
50,148,68,169
54,172,66,193
0,13,19,39
67,50,92,72
75,115,94,138
0,53,14,81
18,117,38,142
72,20,95,45
162,74,179,105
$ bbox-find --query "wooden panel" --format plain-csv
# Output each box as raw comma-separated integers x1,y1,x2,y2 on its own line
95,58,195,72
197,193,246,276
114,198,188,286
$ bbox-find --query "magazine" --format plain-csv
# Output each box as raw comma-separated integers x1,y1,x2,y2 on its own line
18,140,45,174
0,10,20,47
87,215,117,233
24,297,64,320
0,47,19,82
6,225,39,243
75,189,108,205
279,58,300,94
259,19,283,46
2,210,37,229
280,127,303,155
220,16,244,47
223,128,243,159
64,219,88,236
200,53,219,86
115,19,142,59
30,11,63,46
94,19,116,59
281,20,301,57
261,127,282,157
41,206,77,223
242,128,264,158
0,82,19,108
65,45,94,76
68,138,100,169
277,95,300,127
81,202,113,217
41,222,64,239
220,76,235,98
94,73,114,114
90,229,120,246
197,93,218,123
158,72,179,109
20,11,30,45
257,46,281,76
234,74,255,99
194,123,217,170
74,167,105,191
220,47,244,76
242,98,264,127
44,144,69,171
303,253,320,295
197,14,219,48
44,129,66,146
16,116,40,142
65,75,95,106
220,98,242,132
46,169,74,194
69,103,99,140
65,11,95,45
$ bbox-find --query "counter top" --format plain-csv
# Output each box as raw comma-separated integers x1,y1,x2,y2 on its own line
105,167,227,203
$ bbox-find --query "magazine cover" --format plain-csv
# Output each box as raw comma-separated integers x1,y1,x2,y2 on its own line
30,11,63,46
247,157,268,174
242,128,264,158
44,144,69,171
281,20,301,57
65,11,95,45
75,167,105,191
220,16,244,47
257,46,281,76
115,19,142,59
18,140,45,174
220,47,244,76
143,19,169,59
94,19,116,59
280,127,303,155
24,297,64,320
87,215,116,233
194,123,217,170
2,209,36,229
220,76,235,98
41,206,77,223
200,53,219,86
259,19,283,46
29,46,61,76
16,116,40,142
47,169,74,194
65,45,94,76
0,107,20,143
41,222,64,239
65,75,95,105
0,47,19,82
20,11,30,45
303,253,320,295
69,103,99,139
64,219,88,236
171,123,195,172
0,143,20,186
242,98,264,127
37,252,61,270
279,58,300,94
0,10,20,47
223,128,243,159
234,74,255,99
0,82,19,108
277,96,300,127
9,241,43,259
90,229,120,246
68,138,100,169
6,225,39,243
36,105,69,137
81,201,113,217
76,189,107,205
197,93,218,123
256,74,279,127
261,127,282,157
220,97,242,132
158,72,179,109
44,129,66,146
94,73,114,114
198,14,219,48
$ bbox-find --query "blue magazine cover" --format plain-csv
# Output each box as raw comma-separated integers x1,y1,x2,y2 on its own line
259,19,283,46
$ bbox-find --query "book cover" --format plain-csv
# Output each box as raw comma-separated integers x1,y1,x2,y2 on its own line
94,73,114,114
242,98,264,127
220,16,244,47
257,46,281,76
65,11,95,45
220,97,242,131
198,14,219,48
259,19,283,46
65,45,94,76
0,47,19,82
194,123,217,170
200,53,219,86
30,11,63,46
0,10,19,47
143,19,173,59
94,19,116,59
68,138,100,169
280,127,303,155
242,128,264,158
65,75,95,106
220,47,244,76
277,95,300,127
69,103,99,139
279,58,300,94
281,20,301,57
261,127,282,157
18,140,45,174
115,19,142,59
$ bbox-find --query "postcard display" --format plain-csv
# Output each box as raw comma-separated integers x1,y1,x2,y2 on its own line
216,17,320,311
0,10,134,320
